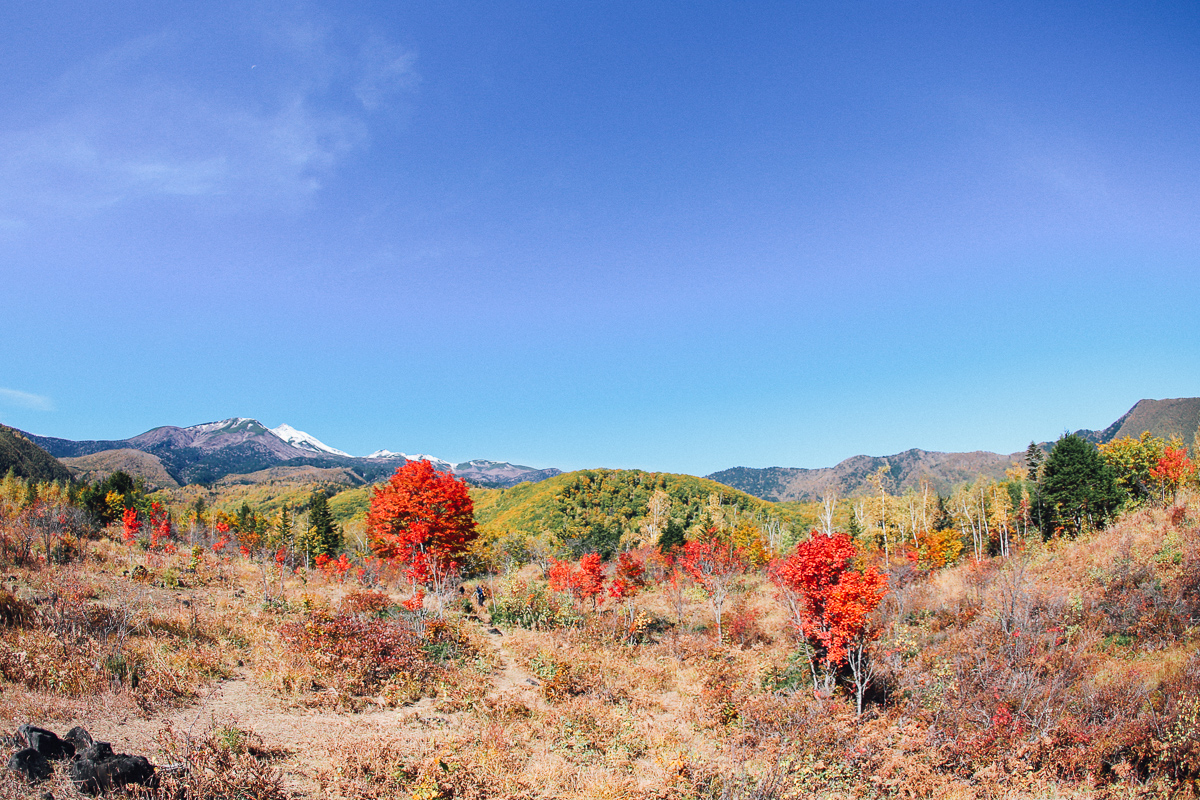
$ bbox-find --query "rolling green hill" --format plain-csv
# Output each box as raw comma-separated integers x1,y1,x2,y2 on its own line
471,468,813,554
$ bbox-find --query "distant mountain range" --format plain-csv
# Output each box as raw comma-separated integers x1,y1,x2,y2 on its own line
9,397,1196,497
706,397,1200,501
21,418,561,489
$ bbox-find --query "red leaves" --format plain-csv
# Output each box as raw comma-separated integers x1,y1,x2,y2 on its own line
121,507,141,544
148,502,172,550
1151,446,1194,502
608,552,646,602
366,460,477,590
679,537,745,595
576,553,606,601
549,552,608,606
770,532,888,668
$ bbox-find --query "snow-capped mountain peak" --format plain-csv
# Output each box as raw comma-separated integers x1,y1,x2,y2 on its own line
270,424,351,457
366,450,453,472
366,449,405,459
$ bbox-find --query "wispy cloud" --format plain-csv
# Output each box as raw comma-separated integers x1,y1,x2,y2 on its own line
0,21,416,221
0,388,54,412
355,37,420,111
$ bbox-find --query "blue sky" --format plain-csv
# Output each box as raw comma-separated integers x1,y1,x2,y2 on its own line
2,1,1198,475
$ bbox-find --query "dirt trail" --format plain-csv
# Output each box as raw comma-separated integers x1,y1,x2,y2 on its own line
78,621,542,797
484,627,548,711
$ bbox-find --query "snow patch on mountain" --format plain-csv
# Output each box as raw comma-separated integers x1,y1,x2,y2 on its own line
365,450,454,472
269,424,351,457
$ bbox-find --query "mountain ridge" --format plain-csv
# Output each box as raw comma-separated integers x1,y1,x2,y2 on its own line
708,397,1200,501
22,417,560,489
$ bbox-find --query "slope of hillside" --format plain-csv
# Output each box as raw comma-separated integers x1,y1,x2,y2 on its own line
213,465,367,487
59,448,179,489
713,397,1200,501
710,448,1020,502
1075,396,1200,446
0,424,72,483
472,468,812,553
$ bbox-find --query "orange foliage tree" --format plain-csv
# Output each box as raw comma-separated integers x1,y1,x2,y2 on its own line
680,534,746,643
549,552,607,609
366,460,477,614
770,532,889,713
1151,446,1194,504
609,551,647,636
121,507,142,544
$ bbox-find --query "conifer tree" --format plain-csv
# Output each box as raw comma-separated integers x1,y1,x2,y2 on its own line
1040,434,1123,537
298,491,342,562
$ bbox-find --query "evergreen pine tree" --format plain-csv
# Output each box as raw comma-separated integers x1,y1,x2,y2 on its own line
1025,442,1045,480
657,517,687,553
848,511,864,540
301,491,342,561
1040,434,1124,537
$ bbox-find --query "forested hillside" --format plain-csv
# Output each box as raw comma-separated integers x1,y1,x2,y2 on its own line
0,424,71,483
472,468,813,557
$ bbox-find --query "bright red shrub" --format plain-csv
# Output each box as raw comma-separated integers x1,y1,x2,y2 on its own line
1151,446,1194,503
121,507,141,544
366,460,477,609
770,532,888,709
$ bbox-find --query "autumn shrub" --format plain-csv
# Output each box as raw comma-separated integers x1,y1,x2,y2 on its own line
276,610,431,702
319,736,414,799
916,574,1098,773
0,589,33,627
422,615,486,668
918,526,965,568
1129,652,1200,790
549,697,648,766
526,647,604,703
342,586,395,616
154,722,288,800
490,577,580,629
0,626,106,695
726,598,771,649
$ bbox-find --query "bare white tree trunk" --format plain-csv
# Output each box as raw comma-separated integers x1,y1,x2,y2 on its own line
820,491,837,537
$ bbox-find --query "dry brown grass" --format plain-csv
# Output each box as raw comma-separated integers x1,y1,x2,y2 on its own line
3,495,1200,798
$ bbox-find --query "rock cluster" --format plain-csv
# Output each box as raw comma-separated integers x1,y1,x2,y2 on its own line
4,724,157,796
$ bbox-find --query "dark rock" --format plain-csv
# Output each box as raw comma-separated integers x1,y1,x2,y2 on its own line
7,748,53,783
64,726,94,752
487,627,502,635
68,753,156,796
16,725,74,760
79,743,114,762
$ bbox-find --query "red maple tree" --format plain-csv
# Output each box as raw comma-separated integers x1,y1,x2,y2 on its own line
609,551,647,639
608,551,646,602
366,460,477,613
549,552,608,609
1151,446,1194,504
679,534,746,643
770,532,888,712
122,507,142,544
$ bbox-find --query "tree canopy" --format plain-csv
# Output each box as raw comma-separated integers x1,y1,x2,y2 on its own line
366,460,478,589
1041,434,1122,537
